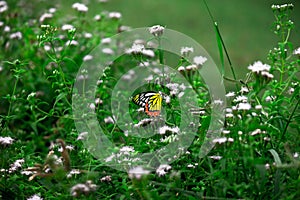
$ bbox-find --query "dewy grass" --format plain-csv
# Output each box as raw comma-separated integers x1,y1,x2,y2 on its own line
0,1,299,199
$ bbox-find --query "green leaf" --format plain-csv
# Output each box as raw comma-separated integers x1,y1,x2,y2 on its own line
269,149,282,165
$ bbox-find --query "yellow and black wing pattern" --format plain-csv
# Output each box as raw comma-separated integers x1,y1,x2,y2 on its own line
132,91,162,117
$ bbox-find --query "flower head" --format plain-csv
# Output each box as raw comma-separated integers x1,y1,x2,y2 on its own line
128,166,150,180
149,25,164,37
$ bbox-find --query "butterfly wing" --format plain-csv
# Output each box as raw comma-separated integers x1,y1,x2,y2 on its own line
132,92,162,117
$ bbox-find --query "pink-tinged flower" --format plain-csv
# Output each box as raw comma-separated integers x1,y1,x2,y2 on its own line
0,136,14,146
128,166,150,179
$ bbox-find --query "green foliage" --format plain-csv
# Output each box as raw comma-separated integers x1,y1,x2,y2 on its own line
0,1,299,199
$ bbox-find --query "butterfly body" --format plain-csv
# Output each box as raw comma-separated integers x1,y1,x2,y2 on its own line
132,91,162,117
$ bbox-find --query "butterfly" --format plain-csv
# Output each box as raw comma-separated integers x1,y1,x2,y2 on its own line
132,91,163,117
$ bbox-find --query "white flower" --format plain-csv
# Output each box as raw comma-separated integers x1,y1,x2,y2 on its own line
186,64,197,71
177,66,185,72
77,132,88,140
67,169,81,178
119,146,135,155
61,24,74,31
9,32,22,40
83,55,93,61
265,163,270,170
158,126,180,135
255,105,262,110
39,13,53,22
84,32,92,38
101,37,111,44
180,47,194,57
209,155,222,160
225,91,235,97
149,25,164,37
49,8,56,13
94,14,101,21
233,95,247,103
70,180,97,197
4,25,10,32
156,164,171,177
193,56,207,66
128,166,150,180
100,175,112,182
9,159,25,173
27,194,43,200
126,43,144,54
104,116,114,124
237,102,251,110
0,21,3,27
294,47,300,55
0,1,8,13
250,129,262,136
248,61,271,75
108,12,122,19
187,164,195,168
213,137,227,144
67,40,78,46
0,136,14,146
102,48,114,55
72,3,88,12
213,99,223,105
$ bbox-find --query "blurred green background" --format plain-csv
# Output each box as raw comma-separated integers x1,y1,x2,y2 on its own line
102,0,300,80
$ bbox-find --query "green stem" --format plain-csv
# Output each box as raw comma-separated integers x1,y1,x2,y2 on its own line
280,97,299,143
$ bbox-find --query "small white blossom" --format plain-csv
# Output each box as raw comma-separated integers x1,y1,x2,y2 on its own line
177,66,185,72
94,14,101,21
294,47,300,55
237,102,251,110
100,175,112,182
119,146,135,155
158,126,180,135
61,24,74,31
225,91,235,97
0,136,14,146
156,164,171,177
72,3,88,12
9,32,22,40
0,1,8,13
4,25,10,32
180,47,194,57
209,155,222,160
84,32,92,38
149,25,164,37
49,8,56,13
83,55,93,61
108,12,121,19
70,180,97,197
77,132,88,140
213,137,227,144
39,13,53,22
27,194,43,200
101,37,111,44
193,56,207,66
9,159,25,173
102,48,114,55
104,116,114,124
250,129,262,136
